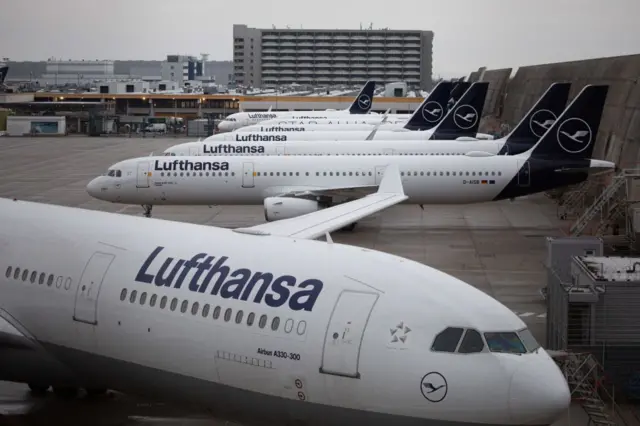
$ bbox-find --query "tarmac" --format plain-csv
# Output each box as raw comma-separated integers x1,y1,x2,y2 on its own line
0,136,599,425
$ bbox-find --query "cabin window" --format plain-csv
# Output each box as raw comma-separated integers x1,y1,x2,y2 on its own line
120,288,127,301
47,274,54,286
39,272,45,285
284,318,294,333
431,327,464,352
457,329,485,353
180,300,188,313
55,276,63,288
484,332,526,354
224,308,232,322
64,277,72,290
150,294,157,307
202,304,210,317
169,298,178,311
21,269,28,281
213,306,221,319
297,320,307,335
5,266,11,278
235,310,243,324
271,317,280,331
29,271,37,283
247,312,255,326
160,296,168,309
191,302,200,316
259,314,267,329
140,292,147,305
129,290,138,303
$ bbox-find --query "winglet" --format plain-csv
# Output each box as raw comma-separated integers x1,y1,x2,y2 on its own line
378,163,404,195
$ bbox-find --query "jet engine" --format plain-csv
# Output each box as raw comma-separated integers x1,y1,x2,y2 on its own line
264,197,322,222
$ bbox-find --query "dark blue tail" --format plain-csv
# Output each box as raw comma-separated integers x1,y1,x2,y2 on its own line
348,81,376,114
0,66,8,86
403,81,455,131
447,81,471,113
429,82,488,140
498,82,571,155
527,85,608,159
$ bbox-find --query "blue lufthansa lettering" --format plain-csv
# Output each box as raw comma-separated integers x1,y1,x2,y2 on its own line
135,247,323,311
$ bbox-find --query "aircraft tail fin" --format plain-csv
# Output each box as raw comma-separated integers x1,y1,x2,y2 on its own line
526,84,608,159
348,80,376,114
447,81,471,112
499,82,571,155
0,65,8,86
430,82,488,140
403,81,455,131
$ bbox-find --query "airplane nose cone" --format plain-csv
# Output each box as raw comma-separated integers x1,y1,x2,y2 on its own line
509,357,570,425
217,122,232,133
86,178,104,199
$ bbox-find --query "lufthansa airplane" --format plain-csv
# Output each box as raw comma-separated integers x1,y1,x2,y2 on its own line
1,167,570,426
164,82,571,158
88,85,612,225
232,81,469,134
218,81,377,132
206,82,492,143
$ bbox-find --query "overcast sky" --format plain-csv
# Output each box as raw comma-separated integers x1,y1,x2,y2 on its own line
1,0,638,77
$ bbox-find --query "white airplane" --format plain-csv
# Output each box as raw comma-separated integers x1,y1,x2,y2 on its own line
218,81,377,132
87,85,613,225
164,82,571,158
209,82,493,142
0,168,570,425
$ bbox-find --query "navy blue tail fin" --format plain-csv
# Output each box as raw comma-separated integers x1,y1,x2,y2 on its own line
499,82,571,155
447,81,471,112
348,80,376,114
403,81,454,131
0,66,8,86
527,85,608,159
429,82,488,140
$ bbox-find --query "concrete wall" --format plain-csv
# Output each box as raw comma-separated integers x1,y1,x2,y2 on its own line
476,54,640,167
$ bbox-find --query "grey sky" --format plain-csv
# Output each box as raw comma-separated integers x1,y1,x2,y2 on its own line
1,0,638,77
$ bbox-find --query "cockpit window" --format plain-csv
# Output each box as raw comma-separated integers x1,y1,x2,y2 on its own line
457,329,485,353
431,327,464,352
226,118,236,121
107,170,115,177
484,332,527,354
517,328,540,352
115,170,122,177
164,152,176,156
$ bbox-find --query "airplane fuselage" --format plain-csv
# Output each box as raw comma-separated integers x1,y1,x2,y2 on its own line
87,155,592,207
0,198,570,426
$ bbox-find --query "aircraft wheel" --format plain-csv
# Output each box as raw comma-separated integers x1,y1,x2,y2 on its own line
52,386,78,398
28,383,49,396
341,223,357,232
85,388,108,397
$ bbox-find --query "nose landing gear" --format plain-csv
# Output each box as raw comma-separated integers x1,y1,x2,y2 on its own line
142,204,153,218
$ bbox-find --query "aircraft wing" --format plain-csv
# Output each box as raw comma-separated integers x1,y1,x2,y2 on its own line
235,164,406,240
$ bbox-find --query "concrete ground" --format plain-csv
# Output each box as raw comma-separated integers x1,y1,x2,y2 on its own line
0,136,614,425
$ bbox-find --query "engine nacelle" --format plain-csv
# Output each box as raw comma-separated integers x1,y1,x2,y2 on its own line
264,197,321,222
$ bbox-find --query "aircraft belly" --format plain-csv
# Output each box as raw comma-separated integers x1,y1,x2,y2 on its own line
33,342,525,426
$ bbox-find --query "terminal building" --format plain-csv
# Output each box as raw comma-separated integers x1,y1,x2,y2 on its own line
232,24,433,90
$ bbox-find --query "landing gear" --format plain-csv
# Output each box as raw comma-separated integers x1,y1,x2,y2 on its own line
341,222,357,232
142,204,153,218
28,383,49,396
52,386,78,398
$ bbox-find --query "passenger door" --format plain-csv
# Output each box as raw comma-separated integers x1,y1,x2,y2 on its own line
320,290,379,378
73,252,116,325
242,162,255,188
136,161,150,188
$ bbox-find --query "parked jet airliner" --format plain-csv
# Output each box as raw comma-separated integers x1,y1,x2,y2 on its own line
164,82,571,158
218,81,377,132
1,169,570,425
88,85,612,225
207,82,493,143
